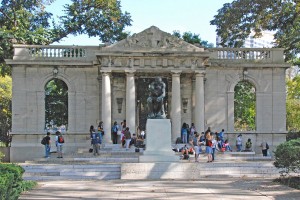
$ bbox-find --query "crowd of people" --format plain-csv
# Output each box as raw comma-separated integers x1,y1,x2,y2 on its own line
41,120,269,159
178,123,270,162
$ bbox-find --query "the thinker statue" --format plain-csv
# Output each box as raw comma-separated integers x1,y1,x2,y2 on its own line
147,77,166,119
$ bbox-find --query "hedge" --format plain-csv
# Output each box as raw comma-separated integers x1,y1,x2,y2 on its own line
274,138,300,176
0,163,36,200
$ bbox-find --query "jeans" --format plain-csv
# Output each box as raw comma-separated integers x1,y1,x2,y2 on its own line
45,144,50,157
182,134,187,144
112,132,118,144
125,139,131,149
236,144,242,152
212,148,216,160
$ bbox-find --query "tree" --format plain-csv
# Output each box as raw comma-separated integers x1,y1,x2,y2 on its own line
172,31,214,48
45,79,68,131
234,81,256,131
0,0,132,76
0,74,12,146
286,75,300,131
210,0,300,65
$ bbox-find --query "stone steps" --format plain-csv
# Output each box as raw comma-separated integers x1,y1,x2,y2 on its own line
20,145,276,181
20,163,121,181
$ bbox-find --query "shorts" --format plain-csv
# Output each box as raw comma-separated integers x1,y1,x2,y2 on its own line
57,144,63,153
205,146,212,154
194,146,201,154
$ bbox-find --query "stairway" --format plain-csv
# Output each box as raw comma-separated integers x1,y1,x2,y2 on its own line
20,144,278,181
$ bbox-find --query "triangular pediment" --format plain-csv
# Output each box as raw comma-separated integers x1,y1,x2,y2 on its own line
106,26,204,52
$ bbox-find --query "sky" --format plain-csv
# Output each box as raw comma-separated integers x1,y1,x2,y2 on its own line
48,0,233,46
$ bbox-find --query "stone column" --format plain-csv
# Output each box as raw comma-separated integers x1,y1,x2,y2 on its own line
195,71,205,133
101,70,112,144
125,70,136,133
227,91,234,132
171,70,182,142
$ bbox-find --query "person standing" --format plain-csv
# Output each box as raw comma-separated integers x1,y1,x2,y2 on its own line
190,132,201,162
97,121,104,142
55,131,64,158
205,132,213,162
261,141,269,156
181,123,188,144
211,135,218,161
91,128,101,156
111,121,119,144
44,132,51,158
124,127,131,150
236,134,242,152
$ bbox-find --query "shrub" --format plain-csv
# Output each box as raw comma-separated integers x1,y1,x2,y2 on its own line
0,163,36,200
273,138,300,176
287,131,300,141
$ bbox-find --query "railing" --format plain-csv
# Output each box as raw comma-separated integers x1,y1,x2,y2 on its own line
12,45,285,63
13,45,100,60
210,48,285,63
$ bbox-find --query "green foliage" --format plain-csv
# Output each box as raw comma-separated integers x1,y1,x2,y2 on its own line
0,0,132,76
287,131,300,141
45,78,68,129
286,74,300,131
210,0,300,65
172,31,214,48
274,177,300,190
274,138,300,176
234,81,256,131
0,151,4,161
57,0,132,43
0,163,36,200
0,75,12,145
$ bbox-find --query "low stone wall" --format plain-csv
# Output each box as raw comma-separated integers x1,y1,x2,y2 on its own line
0,147,10,162
121,162,280,179
10,133,91,162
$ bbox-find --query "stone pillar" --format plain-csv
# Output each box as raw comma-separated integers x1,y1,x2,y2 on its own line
125,70,136,133
171,70,182,142
101,71,112,144
195,71,205,133
227,91,234,132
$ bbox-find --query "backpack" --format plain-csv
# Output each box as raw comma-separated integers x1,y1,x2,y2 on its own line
266,143,269,149
41,137,47,145
58,135,64,143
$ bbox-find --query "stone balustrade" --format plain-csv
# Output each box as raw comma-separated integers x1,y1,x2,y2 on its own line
11,45,285,63
210,48,285,63
12,44,100,60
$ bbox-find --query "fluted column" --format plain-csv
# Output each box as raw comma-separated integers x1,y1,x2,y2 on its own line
101,70,112,144
171,70,182,142
125,70,136,132
195,71,205,133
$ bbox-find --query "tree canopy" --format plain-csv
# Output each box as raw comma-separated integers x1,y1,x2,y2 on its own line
0,0,132,76
172,31,214,48
210,0,300,65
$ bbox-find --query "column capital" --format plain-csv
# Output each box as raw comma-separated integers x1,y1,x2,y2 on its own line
100,69,112,74
195,70,206,77
125,69,136,76
171,70,182,76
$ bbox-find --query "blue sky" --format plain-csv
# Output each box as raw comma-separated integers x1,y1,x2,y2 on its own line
48,0,232,46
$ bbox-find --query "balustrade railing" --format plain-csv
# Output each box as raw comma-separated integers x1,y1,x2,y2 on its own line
210,48,285,63
13,45,99,60
12,45,285,63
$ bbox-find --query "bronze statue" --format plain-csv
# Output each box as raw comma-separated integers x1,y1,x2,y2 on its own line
147,77,166,119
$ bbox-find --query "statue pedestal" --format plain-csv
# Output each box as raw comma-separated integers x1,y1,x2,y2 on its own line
139,119,178,162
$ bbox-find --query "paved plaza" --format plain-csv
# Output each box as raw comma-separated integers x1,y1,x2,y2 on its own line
19,178,299,200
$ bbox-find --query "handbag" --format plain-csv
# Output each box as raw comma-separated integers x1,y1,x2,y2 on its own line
117,130,122,136
89,148,93,153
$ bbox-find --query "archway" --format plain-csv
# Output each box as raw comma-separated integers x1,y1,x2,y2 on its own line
234,80,256,131
45,78,68,133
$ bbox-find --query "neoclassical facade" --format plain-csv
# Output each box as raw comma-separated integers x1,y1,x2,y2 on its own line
6,26,289,162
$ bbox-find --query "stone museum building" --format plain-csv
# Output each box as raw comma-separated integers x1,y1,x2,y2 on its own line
6,26,289,162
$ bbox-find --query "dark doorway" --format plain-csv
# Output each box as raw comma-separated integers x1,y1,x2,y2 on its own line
136,77,169,131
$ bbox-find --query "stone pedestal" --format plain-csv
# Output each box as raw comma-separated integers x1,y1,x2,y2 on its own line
139,119,178,162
